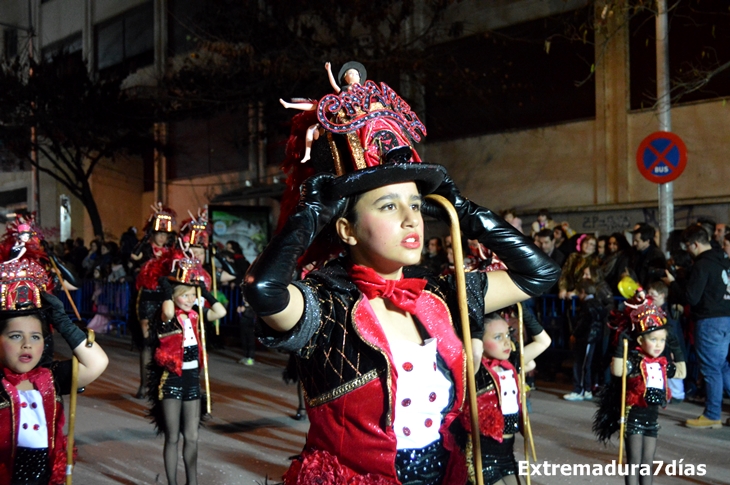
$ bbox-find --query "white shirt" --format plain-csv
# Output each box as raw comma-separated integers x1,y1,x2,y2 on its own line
390,338,452,450
17,389,48,449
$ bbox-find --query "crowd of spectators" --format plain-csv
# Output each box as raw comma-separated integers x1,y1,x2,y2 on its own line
417,208,730,427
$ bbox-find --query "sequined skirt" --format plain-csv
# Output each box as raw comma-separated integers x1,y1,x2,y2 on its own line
395,437,449,485
161,367,200,401
479,436,518,485
625,405,659,437
11,446,50,485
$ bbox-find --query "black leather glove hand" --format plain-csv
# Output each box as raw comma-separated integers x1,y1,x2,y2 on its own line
46,250,80,288
200,286,219,306
666,362,676,379
522,309,545,337
158,276,173,300
41,292,86,349
422,175,560,297
214,252,238,278
243,173,346,316
613,331,631,358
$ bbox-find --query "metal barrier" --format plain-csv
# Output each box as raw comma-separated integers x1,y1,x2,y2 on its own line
56,280,244,336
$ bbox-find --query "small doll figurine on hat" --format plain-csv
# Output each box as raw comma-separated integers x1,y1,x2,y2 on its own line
594,293,685,485
145,251,226,485
0,257,108,485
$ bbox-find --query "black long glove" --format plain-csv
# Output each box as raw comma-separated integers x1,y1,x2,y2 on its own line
200,286,219,306
42,292,86,349
214,252,238,278
243,174,346,316
422,175,560,297
158,276,173,300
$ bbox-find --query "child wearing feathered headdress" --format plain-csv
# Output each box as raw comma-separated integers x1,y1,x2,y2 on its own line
594,289,686,485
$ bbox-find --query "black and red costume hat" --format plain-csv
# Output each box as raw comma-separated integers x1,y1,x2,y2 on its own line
143,202,176,234
0,258,50,314
179,209,210,249
280,61,445,213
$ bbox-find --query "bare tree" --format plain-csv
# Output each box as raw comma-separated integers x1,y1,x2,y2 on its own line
0,54,155,236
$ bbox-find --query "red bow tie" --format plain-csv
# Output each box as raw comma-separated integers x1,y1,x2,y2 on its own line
640,354,667,366
483,357,511,370
3,366,44,387
348,264,426,314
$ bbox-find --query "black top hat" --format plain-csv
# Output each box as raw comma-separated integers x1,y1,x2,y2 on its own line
337,61,367,87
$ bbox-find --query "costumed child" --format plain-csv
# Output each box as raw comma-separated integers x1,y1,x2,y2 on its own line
244,60,561,484
593,291,684,485
0,257,109,485
132,203,176,398
457,312,551,485
147,251,226,485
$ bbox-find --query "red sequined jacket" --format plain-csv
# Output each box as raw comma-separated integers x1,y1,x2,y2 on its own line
0,365,71,485
259,259,489,485
626,352,671,408
459,357,522,443
154,307,204,376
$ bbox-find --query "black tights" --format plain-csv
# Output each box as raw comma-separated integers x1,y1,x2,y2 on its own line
162,398,200,485
625,434,657,485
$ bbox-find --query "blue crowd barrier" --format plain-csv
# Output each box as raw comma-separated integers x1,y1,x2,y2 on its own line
55,279,244,336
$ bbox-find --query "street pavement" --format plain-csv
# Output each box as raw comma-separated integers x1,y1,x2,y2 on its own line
62,334,730,485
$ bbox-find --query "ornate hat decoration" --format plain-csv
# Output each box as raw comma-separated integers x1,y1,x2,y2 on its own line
169,251,208,287
0,213,47,264
179,208,210,249
144,202,176,234
0,258,50,312
630,298,668,336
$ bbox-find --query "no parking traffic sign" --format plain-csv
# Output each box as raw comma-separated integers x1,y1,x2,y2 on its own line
636,131,687,184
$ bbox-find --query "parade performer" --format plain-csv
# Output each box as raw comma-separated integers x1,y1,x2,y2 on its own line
0,257,108,484
243,62,560,484
146,252,226,485
0,214,80,291
456,312,550,485
594,293,683,485
132,203,176,398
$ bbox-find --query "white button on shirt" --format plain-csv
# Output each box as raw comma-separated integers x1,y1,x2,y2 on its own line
645,362,664,390
496,369,519,415
17,389,48,449
390,338,452,450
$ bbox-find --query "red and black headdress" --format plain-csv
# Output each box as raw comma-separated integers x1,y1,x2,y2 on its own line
143,202,176,235
179,208,210,249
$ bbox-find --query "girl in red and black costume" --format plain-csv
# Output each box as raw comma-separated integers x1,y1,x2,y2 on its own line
457,312,551,485
594,292,684,485
0,256,108,485
146,251,225,485
244,65,560,485
131,203,176,398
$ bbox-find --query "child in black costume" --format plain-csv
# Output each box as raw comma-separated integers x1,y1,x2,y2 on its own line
147,253,226,485
459,312,551,485
594,292,685,485
0,257,108,485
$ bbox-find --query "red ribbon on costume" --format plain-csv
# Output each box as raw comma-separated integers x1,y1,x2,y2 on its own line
482,357,512,370
637,351,667,367
348,264,426,314
2,367,44,387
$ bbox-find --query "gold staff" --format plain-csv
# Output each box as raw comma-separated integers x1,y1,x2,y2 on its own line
618,338,629,465
210,246,220,336
196,286,212,414
425,194,483,485
46,256,84,485
517,302,535,485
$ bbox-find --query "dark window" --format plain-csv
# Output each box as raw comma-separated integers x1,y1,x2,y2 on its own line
168,0,206,56
3,29,18,60
629,0,730,110
0,188,27,206
425,6,595,139
167,111,251,180
96,2,154,73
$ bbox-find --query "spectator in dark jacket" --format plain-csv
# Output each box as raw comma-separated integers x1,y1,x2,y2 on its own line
664,224,730,428
563,279,607,402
